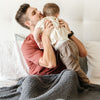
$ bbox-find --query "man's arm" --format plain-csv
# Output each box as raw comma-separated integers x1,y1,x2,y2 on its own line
59,19,87,57
39,20,56,68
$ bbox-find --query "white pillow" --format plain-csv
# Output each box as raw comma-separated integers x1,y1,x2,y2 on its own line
85,41,100,84
0,41,28,80
14,34,29,75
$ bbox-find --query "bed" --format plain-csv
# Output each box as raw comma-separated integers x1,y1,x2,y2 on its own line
0,0,100,100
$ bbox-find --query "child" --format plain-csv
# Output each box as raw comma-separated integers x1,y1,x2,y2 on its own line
33,3,90,84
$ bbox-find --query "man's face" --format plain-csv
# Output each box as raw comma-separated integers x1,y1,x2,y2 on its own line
26,7,43,27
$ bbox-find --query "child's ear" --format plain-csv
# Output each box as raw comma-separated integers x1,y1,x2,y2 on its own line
56,13,59,17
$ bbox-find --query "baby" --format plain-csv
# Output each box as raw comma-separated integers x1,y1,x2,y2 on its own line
33,3,90,84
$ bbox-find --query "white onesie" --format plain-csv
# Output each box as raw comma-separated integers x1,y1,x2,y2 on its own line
33,16,70,49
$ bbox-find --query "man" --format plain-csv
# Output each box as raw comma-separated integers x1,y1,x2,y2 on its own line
15,4,87,75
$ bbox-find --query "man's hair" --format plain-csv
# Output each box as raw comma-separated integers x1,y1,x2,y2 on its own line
15,4,30,29
43,3,60,17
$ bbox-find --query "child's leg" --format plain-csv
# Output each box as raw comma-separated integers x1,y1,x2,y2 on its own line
57,40,90,84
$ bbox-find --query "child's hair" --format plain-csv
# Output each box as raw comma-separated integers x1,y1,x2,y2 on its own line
43,3,60,17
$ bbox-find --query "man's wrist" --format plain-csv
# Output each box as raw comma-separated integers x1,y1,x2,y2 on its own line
68,31,74,38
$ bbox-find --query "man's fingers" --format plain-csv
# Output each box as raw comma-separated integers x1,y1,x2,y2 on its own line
44,20,54,31
44,20,48,28
50,25,54,30
59,19,65,23
59,21,68,28
46,20,51,26
59,19,68,25
59,19,63,21
43,20,54,37
59,19,71,31
47,22,53,28
44,20,52,29
60,24,65,28
59,21,64,23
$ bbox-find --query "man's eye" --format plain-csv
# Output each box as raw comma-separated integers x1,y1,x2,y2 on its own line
32,11,36,15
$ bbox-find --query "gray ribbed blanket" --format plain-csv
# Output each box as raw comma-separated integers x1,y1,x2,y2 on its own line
0,70,100,100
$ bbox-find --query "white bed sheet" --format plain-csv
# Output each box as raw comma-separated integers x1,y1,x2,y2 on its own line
0,79,18,88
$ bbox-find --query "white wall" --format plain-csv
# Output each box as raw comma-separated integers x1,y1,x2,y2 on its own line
0,0,100,41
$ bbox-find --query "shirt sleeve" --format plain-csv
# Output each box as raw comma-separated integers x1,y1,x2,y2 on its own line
21,40,43,65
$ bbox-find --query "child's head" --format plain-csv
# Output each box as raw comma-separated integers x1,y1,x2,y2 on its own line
43,3,60,17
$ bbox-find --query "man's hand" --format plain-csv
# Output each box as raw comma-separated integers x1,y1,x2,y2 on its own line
59,19,71,34
59,19,87,57
43,20,54,37
39,20,56,68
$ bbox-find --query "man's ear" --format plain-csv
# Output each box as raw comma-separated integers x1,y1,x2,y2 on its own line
25,21,31,28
